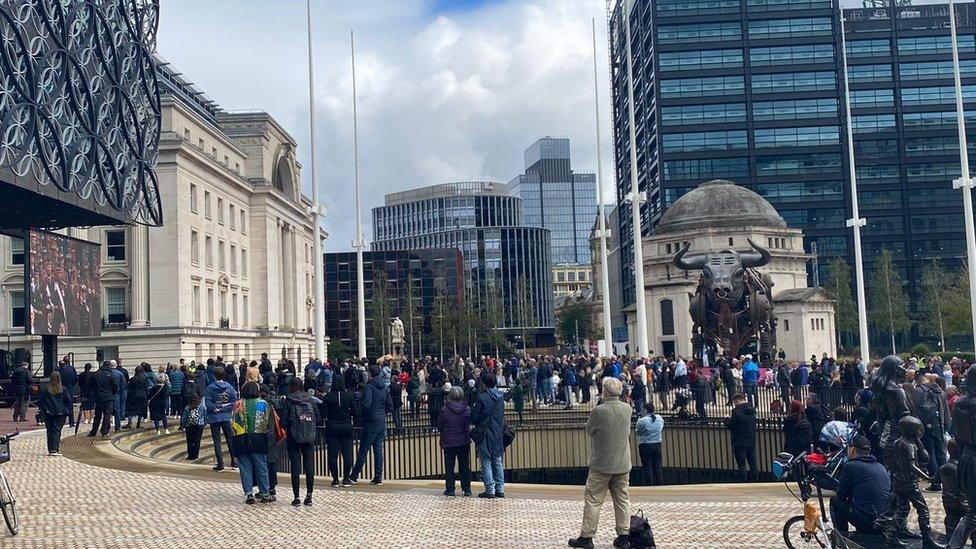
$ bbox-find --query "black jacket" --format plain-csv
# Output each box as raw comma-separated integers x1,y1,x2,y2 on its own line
725,403,757,447
91,366,118,403
38,387,72,419
806,403,833,441
59,365,78,391
783,415,813,456
836,455,891,517
323,389,355,435
361,377,392,429
10,367,31,396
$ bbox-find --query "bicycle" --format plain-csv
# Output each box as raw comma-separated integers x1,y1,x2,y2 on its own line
774,449,851,549
0,430,19,536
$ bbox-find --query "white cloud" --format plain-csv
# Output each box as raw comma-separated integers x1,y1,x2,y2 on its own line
157,0,614,250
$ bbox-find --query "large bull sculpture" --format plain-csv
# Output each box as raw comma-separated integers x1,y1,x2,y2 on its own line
673,239,776,361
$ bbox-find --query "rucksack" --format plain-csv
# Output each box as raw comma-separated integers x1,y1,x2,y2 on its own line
629,509,656,548
916,386,943,430
288,397,318,444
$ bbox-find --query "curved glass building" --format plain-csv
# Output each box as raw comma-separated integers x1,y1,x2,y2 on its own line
372,181,554,347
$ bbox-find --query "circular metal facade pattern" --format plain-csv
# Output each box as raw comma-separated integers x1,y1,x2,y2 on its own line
0,0,162,225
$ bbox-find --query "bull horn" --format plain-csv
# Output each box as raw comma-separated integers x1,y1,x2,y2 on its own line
673,242,707,271
740,238,772,268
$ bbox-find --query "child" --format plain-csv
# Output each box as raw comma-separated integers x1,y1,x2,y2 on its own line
875,416,942,549
506,376,525,425
180,394,206,460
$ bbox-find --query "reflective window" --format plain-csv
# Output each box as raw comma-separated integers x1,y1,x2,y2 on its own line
852,114,896,133
903,110,976,128
755,153,842,176
897,35,976,56
664,187,695,207
656,0,740,16
751,71,836,94
658,22,742,44
662,130,749,152
754,126,840,148
848,64,892,83
847,39,890,58
660,76,745,98
661,103,746,126
850,89,894,107
659,49,743,71
905,162,961,182
753,98,837,121
750,44,834,66
660,299,675,336
748,18,832,39
757,180,843,200
858,189,903,209
900,60,976,80
855,138,898,158
901,85,976,105
663,157,750,181
779,208,845,229
746,0,831,8
856,164,900,184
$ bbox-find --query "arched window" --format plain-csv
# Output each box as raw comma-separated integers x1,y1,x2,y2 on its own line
272,155,294,196
660,299,674,336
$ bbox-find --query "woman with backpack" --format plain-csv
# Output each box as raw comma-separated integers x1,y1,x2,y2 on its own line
230,381,272,504
181,393,207,460
38,371,73,455
323,375,356,487
437,386,472,496
282,378,320,506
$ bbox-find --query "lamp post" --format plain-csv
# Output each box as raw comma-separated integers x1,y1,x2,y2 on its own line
591,18,614,357
621,3,649,358
351,30,367,360
305,0,325,361
838,9,872,363
949,0,976,352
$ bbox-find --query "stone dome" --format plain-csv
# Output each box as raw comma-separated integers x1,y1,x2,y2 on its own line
654,179,787,235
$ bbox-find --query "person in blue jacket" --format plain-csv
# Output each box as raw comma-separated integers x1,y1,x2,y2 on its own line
206,366,239,472
349,364,393,485
471,371,506,498
742,355,760,407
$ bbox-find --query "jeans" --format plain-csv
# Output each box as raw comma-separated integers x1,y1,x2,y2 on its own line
742,382,757,407
563,385,573,406
638,442,663,486
352,426,386,480
287,439,315,498
153,416,169,430
733,444,757,482
391,407,402,429
326,432,354,482
90,401,114,436
209,421,235,469
922,428,948,481
184,425,203,459
45,414,65,453
443,444,471,493
830,496,880,534
477,441,504,495
169,393,183,416
237,453,270,496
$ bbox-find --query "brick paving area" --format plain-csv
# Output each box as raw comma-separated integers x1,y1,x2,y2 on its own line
0,430,947,548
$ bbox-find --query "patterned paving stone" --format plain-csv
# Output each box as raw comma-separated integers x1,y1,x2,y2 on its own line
0,430,948,548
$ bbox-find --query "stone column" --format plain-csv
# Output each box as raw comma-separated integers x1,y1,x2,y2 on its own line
129,225,149,327
282,224,295,329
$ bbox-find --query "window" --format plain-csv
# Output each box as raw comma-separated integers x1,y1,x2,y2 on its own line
242,294,249,326
568,271,577,282
850,89,894,108
659,49,743,71
750,44,834,66
190,230,199,264
220,290,227,319
232,292,238,325
207,288,214,325
183,128,190,141
900,60,976,81
229,205,236,230
218,240,226,271
757,180,843,200
747,0,830,9
660,299,675,336
658,22,741,44
189,184,198,212
661,103,746,126
192,285,201,323
848,39,890,58
780,208,845,230
230,244,237,275
217,197,224,224
847,64,892,83
664,157,750,181
753,99,837,121
748,18,832,39
903,110,976,128
751,71,836,94
784,319,789,331
754,126,839,148
198,138,205,149
235,162,240,174
901,85,976,106
9,237,24,266
9,290,24,328
660,76,744,98
557,271,565,282
106,230,126,262
211,146,217,158
857,164,900,184
897,35,975,56
852,114,896,134
241,248,248,278
859,189,903,209
656,0,740,16
205,236,213,268
204,191,212,219
240,211,246,234
223,155,229,166
106,287,126,324
662,130,748,152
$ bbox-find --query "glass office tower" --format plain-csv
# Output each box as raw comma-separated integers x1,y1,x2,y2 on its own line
371,181,555,347
609,0,976,310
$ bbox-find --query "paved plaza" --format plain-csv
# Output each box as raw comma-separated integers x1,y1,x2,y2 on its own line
0,427,946,548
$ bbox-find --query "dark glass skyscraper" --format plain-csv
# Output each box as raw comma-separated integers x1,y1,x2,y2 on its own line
508,137,597,265
609,0,976,310
371,182,555,346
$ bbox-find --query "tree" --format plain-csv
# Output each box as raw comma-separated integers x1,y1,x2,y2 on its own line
867,249,911,355
405,276,419,363
824,257,857,350
945,264,974,343
368,270,392,357
918,259,953,351
515,276,537,354
431,286,448,362
483,279,506,359
557,300,596,349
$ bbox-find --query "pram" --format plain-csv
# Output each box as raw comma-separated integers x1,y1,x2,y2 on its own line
671,388,692,421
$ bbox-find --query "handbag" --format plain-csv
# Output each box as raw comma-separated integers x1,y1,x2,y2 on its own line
272,407,287,443
470,422,488,443
628,509,656,548
503,423,516,449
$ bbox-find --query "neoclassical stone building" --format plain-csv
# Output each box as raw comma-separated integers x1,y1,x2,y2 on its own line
0,61,322,367
622,180,836,361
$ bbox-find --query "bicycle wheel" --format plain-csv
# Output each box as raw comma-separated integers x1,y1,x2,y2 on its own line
0,470,18,536
784,515,827,549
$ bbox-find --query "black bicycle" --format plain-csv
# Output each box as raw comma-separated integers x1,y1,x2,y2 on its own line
0,430,19,536
774,449,850,549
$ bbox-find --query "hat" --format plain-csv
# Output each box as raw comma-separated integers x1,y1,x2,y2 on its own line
850,435,872,452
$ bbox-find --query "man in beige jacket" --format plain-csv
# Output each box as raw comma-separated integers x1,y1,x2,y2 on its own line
569,376,632,549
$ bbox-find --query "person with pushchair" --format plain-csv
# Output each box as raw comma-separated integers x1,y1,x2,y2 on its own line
829,435,890,536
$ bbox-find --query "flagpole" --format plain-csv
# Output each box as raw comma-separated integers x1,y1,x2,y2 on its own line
591,18,613,357
351,30,367,360
305,0,326,361
839,8,871,363
948,0,976,351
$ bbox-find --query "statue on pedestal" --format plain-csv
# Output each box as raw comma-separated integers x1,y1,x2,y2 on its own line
390,317,405,358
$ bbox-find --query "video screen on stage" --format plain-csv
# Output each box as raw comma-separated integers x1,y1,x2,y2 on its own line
25,230,101,336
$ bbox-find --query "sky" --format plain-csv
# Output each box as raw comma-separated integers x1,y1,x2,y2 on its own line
157,0,611,253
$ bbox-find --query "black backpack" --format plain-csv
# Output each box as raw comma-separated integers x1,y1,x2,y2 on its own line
629,509,656,548
288,397,318,444
916,386,943,430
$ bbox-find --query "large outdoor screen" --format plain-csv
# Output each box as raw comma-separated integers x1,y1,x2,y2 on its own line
25,230,101,336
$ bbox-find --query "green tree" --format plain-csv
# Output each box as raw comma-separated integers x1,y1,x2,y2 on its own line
918,259,953,351
404,276,419,362
867,249,911,355
556,300,596,349
482,279,506,359
368,270,391,357
515,276,537,353
431,286,448,362
945,264,974,342
824,257,857,349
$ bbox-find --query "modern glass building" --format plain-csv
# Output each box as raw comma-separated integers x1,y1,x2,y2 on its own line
371,182,555,347
324,249,463,356
609,0,976,310
508,137,597,265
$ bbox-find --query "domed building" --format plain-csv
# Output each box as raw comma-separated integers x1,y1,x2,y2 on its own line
624,179,836,361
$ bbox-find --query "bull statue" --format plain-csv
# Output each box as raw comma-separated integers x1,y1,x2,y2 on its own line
673,239,776,362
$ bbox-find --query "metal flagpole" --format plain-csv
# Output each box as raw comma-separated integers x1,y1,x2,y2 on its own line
839,9,871,363
622,3,649,357
351,30,367,359
591,18,614,357
949,0,976,351
306,0,326,361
